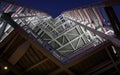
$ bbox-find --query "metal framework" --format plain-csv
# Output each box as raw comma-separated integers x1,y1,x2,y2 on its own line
0,0,119,64
0,0,120,75
1,10,107,63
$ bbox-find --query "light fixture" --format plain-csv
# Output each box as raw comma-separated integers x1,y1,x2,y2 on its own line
3,66,8,70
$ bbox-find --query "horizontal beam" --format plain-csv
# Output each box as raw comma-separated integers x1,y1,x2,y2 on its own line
26,58,48,72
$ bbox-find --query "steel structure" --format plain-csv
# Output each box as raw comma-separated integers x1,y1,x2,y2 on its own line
0,1,119,63
0,0,120,75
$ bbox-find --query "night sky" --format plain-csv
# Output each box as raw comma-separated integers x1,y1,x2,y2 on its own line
113,5,120,22
17,0,104,18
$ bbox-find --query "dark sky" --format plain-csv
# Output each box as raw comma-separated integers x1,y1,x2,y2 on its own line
113,5,120,22
18,0,104,18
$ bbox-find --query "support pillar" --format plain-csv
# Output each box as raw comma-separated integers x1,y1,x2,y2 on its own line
104,6,120,38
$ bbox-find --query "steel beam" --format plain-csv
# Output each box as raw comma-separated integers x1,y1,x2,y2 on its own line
67,18,120,47
12,15,36,19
